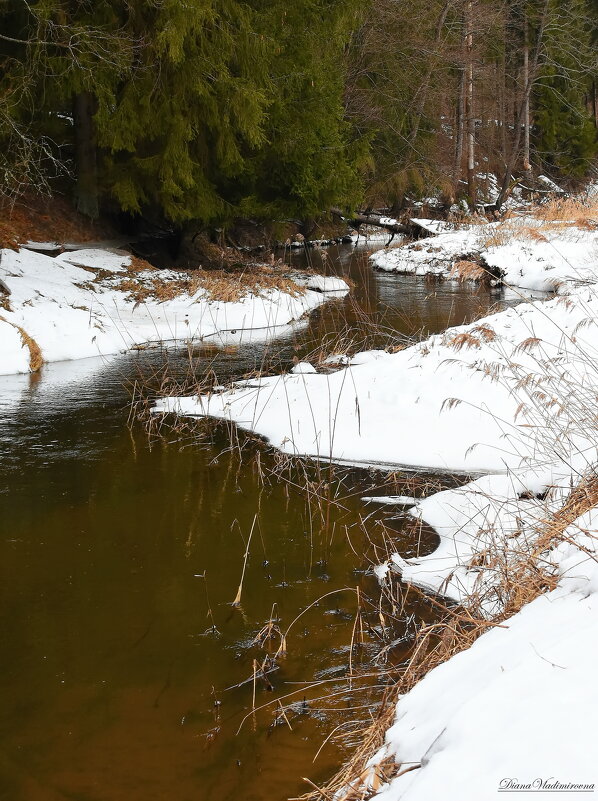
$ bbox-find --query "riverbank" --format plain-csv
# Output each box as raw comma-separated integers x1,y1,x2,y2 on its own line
0,246,349,375
155,202,598,799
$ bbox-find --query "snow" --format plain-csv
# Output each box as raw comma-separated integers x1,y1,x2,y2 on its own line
0,247,345,375
153,218,598,794
538,174,565,193
303,275,350,293
153,266,598,475
55,247,132,272
409,218,458,235
364,515,598,801
362,495,418,506
371,217,598,292
371,225,488,278
291,361,317,374
0,319,29,374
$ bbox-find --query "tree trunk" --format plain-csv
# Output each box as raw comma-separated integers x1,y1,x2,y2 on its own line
330,208,411,235
522,16,532,173
453,65,466,191
408,0,453,147
465,0,476,201
73,91,99,220
494,0,550,212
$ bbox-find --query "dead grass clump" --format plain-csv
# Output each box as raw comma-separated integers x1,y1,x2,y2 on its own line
472,324,496,342
532,196,598,229
128,255,157,273
515,336,542,353
447,332,481,350
525,474,598,576
483,228,510,248
302,609,488,801
195,268,305,303
20,328,43,371
0,315,43,371
116,267,305,305
450,259,487,282
517,226,548,242
301,700,398,801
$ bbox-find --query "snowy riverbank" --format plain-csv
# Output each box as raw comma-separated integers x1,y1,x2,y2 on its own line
362,515,598,801
371,211,598,292
0,247,348,376
155,214,598,799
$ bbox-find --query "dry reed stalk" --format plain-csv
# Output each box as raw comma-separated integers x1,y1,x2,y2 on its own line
303,471,598,801
232,514,258,607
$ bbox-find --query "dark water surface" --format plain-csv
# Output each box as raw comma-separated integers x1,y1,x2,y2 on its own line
0,244,523,801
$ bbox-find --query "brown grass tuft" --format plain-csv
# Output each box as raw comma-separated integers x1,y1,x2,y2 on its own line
532,196,598,229
447,332,481,350
116,267,305,305
515,336,542,353
0,315,43,371
450,260,487,282
472,324,496,342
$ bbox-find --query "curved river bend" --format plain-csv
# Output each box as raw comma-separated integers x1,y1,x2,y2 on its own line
0,243,523,801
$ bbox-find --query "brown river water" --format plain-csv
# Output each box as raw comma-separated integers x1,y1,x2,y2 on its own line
0,243,524,801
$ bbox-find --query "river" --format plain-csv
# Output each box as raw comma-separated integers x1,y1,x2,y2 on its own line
0,242,523,801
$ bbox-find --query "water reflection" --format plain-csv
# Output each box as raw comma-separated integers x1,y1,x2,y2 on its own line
0,246,525,801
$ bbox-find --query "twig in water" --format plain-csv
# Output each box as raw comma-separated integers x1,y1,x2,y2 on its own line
232,513,258,607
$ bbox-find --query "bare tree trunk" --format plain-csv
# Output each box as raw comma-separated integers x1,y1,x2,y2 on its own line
454,65,466,190
73,91,99,220
495,0,550,212
409,0,453,146
500,21,507,163
465,0,476,201
522,15,532,173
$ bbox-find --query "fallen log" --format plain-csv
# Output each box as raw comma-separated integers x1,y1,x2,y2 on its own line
330,208,412,236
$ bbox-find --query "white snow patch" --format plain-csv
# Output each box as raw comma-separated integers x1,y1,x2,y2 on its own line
0,248,342,375
291,361,317,374
362,496,418,507
367,516,598,801
304,275,349,293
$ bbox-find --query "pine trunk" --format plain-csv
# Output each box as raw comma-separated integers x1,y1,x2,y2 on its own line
73,91,99,220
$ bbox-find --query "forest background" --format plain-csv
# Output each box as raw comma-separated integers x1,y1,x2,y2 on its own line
1,0,598,242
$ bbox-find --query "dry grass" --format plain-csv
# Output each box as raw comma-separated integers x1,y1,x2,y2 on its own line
0,315,43,371
532,196,598,228
471,324,496,342
450,259,488,282
483,195,598,249
115,267,305,305
447,331,481,350
0,192,113,248
303,470,598,801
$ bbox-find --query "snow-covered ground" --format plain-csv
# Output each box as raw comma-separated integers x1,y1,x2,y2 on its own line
372,216,598,292
155,219,598,798
154,277,598,474
0,247,348,376
363,516,598,801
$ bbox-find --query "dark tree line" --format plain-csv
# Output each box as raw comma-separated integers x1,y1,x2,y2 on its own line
1,0,597,228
